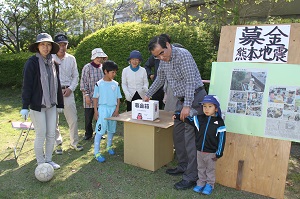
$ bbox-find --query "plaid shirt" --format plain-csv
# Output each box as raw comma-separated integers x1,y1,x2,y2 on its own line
80,63,104,108
146,46,203,107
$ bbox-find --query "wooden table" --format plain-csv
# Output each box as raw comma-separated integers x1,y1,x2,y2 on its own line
106,110,174,171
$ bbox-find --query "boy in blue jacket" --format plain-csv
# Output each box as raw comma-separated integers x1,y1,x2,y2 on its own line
174,95,226,195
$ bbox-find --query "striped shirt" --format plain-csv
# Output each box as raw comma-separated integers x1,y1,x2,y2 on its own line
80,63,104,108
146,46,203,107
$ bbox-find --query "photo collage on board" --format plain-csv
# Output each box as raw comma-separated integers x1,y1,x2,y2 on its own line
227,68,267,117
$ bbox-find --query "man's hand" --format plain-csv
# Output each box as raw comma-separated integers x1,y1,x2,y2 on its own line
150,74,154,81
143,96,150,102
180,106,190,121
63,88,72,97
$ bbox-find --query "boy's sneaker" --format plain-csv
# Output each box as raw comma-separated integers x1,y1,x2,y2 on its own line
70,145,83,151
47,161,61,170
202,184,213,195
95,153,106,163
55,144,63,155
107,147,115,155
193,185,205,193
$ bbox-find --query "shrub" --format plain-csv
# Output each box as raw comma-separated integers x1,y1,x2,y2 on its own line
74,22,216,97
0,52,33,88
0,23,216,93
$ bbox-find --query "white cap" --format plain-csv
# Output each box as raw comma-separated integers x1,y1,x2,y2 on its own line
91,48,108,60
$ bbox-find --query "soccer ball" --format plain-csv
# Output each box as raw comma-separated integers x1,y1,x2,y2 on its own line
35,163,54,182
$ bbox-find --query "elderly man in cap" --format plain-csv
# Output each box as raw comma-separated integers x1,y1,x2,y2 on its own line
80,48,108,140
52,34,83,154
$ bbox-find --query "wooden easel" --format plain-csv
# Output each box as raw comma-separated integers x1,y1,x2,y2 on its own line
215,23,300,199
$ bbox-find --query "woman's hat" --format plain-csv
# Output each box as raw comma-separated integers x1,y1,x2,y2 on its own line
28,33,59,54
127,50,143,61
200,95,222,117
91,48,108,60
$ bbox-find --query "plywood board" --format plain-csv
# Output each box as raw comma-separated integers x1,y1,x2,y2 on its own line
215,133,291,198
215,23,297,199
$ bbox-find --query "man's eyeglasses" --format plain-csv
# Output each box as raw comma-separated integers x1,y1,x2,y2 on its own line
153,50,165,59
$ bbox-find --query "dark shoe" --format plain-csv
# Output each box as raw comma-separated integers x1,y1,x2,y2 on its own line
174,180,196,190
84,135,92,140
166,167,184,176
55,144,63,155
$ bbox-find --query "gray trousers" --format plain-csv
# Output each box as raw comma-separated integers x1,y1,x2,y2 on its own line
173,88,207,181
197,152,216,188
30,106,56,164
55,92,79,147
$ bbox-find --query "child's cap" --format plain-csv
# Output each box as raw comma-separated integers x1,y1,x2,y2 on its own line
200,95,222,117
127,50,143,61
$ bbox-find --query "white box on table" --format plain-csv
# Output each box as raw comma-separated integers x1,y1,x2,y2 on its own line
131,100,159,121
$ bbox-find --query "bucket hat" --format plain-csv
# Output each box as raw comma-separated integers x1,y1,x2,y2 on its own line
28,33,59,54
91,48,108,60
127,50,143,61
200,95,222,117
54,34,68,43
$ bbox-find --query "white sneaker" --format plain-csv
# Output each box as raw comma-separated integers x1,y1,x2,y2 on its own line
47,161,61,170
70,145,84,151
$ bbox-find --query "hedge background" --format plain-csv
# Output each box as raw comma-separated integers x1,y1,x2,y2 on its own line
74,22,215,85
0,23,216,99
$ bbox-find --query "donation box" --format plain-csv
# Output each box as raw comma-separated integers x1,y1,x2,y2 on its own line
132,100,159,121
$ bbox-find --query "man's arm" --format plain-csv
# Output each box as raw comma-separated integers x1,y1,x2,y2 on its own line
144,56,155,80
69,57,79,92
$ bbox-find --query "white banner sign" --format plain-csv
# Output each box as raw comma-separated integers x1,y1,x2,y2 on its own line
233,25,291,63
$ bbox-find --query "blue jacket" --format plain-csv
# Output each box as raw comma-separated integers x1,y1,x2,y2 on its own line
175,113,226,158
22,55,64,111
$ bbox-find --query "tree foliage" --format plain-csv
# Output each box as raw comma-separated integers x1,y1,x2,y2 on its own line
0,0,297,54
134,0,196,25
0,0,33,53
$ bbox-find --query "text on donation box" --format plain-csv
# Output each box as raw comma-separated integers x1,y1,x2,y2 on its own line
132,100,159,121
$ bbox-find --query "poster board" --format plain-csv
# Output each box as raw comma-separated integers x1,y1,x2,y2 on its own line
210,62,300,142
214,23,300,199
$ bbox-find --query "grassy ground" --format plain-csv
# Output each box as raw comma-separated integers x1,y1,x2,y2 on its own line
0,88,299,199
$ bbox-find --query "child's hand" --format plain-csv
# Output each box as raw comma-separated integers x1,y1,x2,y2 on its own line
212,154,217,161
86,96,91,105
94,111,98,120
112,110,119,117
173,112,181,120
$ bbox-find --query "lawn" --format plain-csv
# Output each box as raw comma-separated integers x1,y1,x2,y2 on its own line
0,88,299,199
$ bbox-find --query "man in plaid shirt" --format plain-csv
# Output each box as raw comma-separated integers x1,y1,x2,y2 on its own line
144,35,207,190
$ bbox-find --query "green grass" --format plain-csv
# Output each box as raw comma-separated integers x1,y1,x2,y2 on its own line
0,88,299,199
